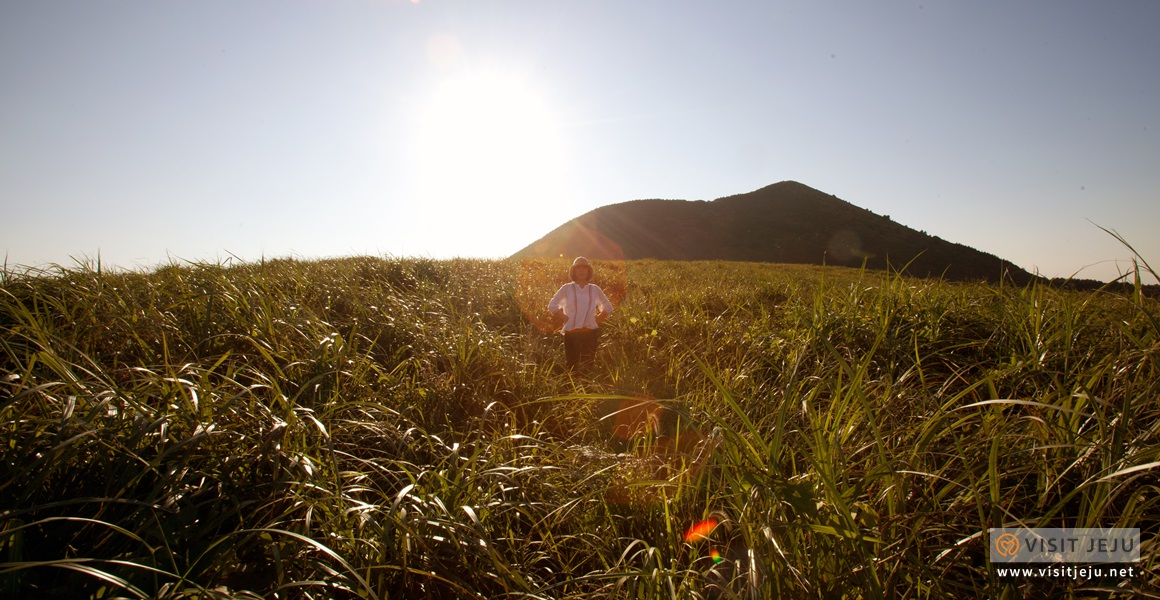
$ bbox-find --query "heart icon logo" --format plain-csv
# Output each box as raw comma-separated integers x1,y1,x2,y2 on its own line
995,533,1020,557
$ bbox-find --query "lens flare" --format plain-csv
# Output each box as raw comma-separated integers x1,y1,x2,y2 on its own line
514,257,627,334
426,33,461,70
683,519,718,543
709,548,723,563
608,397,661,440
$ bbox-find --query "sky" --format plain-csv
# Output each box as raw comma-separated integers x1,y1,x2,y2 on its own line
2,0,1158,281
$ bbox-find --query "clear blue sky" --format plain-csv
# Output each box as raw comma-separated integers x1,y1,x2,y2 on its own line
2,1,1157,281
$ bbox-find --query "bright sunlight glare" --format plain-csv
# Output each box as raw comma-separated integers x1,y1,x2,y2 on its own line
410,71,570,257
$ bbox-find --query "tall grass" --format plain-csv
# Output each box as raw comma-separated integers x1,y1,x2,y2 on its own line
1,256,1157,598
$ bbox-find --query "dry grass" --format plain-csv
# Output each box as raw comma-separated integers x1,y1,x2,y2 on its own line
1,256,1157,598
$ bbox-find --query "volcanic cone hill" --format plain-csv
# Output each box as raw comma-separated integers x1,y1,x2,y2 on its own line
513,181,1036,284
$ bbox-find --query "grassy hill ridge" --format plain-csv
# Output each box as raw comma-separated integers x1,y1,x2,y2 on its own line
514,181,1037,284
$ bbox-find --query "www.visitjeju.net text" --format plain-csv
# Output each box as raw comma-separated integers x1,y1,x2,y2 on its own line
997,565,1136,580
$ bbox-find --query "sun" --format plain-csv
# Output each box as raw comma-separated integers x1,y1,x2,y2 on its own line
410,71,570,257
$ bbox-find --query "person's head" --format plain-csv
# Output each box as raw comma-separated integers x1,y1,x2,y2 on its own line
569,256,593,283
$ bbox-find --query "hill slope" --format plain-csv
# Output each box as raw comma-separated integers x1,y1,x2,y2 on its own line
513,181,1035,284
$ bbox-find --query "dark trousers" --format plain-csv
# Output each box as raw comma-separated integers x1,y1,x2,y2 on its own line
563,328,600,370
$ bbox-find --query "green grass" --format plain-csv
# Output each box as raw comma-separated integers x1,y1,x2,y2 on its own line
1,256,1157,598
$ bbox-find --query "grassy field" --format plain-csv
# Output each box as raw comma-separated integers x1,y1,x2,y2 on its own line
1,256,1157,598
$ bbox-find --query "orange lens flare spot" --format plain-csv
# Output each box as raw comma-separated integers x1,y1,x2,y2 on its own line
709,548,723,563
683,519,718,543
611,397,661,440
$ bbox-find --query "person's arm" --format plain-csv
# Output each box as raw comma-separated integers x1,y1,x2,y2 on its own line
548,284,568,324
595,287,612,324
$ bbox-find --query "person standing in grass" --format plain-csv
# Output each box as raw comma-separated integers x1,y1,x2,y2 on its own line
549,257,613,371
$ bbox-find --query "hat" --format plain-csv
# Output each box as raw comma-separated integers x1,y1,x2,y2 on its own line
569,256,593,281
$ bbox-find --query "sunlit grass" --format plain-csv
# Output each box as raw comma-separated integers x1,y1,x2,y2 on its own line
1,256,1157,597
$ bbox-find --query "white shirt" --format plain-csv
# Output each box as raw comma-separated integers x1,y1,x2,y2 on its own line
548,282,613,332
